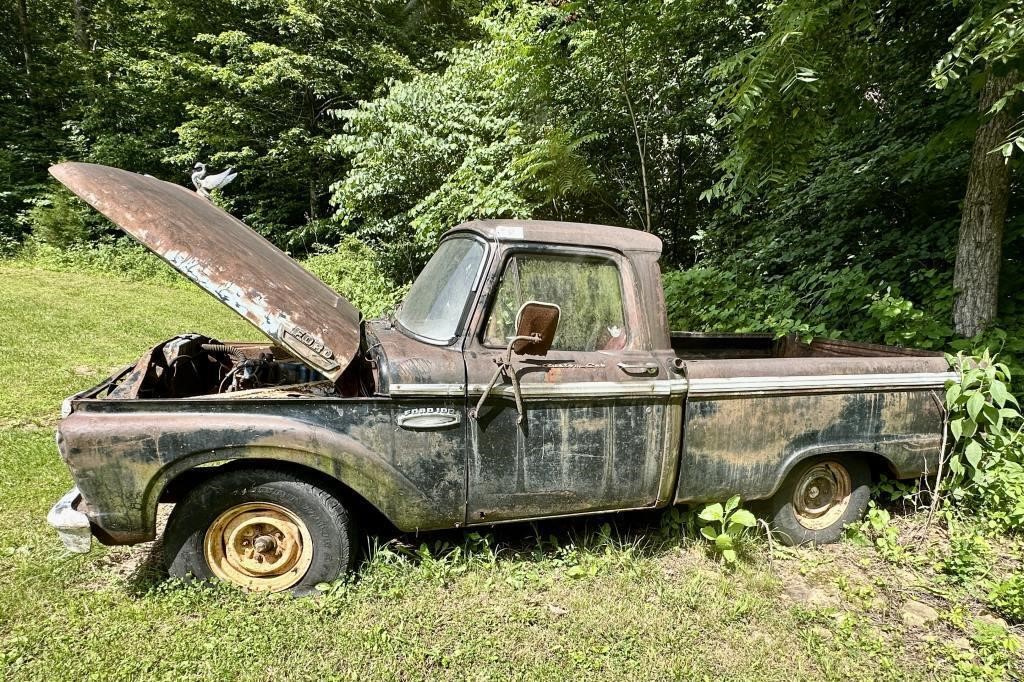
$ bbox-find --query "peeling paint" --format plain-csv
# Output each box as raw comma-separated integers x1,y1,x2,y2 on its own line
49,162,359,380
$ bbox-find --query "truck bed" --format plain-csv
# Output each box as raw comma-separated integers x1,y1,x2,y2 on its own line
672,332,944,361
670,332,953,505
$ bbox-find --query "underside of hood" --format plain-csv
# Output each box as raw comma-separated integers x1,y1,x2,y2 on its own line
49,162,361,381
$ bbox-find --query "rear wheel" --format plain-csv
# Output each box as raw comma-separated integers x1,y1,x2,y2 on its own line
767,455,870,546
163,467,356,595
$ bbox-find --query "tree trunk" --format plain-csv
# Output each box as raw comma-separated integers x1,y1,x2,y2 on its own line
71,0,90,52
308,179,319,221
952,71,1016,337
16,0,31,80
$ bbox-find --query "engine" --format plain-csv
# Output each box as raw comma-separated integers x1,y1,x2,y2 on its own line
120,334,328,399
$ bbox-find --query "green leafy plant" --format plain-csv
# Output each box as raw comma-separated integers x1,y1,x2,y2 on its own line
872,474,921,509
932,0,1024,159
851,502,907,563
696,495,756,564
945,618,1023,681
12,238,183,285
302,236,406,318
658,505,690,539
987,574,1024,625
942,351,1024,532
865,288,952,347
21,188,96,247
935,533,993,585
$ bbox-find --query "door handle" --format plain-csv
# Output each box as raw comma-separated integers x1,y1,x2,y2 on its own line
617,362,660,376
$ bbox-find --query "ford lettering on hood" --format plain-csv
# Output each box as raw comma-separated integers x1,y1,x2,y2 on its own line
49,162,362,380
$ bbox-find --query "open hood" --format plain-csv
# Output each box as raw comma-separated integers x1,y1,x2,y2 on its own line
50,162,361,381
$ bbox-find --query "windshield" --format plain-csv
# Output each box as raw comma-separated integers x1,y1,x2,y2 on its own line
396,237,486,342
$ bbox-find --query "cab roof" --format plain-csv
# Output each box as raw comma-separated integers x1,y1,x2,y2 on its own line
444,220,663,255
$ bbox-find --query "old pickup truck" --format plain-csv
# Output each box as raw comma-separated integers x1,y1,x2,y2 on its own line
46,163,955,594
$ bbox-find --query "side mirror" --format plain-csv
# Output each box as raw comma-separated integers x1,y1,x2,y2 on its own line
471,300,560,425
511,301,560,356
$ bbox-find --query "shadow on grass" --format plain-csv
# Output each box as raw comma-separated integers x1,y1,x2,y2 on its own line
123,537,169,596
121,506,706,597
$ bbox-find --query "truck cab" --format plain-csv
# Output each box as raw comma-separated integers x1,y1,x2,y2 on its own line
369,221,682,524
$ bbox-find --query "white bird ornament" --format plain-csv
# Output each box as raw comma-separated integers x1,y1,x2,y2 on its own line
191,162,237,198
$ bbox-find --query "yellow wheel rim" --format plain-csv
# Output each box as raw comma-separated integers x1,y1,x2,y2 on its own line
203,502,313,592
792,461,852,531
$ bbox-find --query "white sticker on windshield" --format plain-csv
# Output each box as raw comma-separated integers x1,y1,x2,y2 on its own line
495,225,524,240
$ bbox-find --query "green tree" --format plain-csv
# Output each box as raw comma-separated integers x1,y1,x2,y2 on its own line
2,0,479,250
333,0,748,278
932,0,1024,335
706,0,1023,338
0,0,90,243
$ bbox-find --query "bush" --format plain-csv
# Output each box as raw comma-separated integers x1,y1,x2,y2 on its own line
662,266,823,339
11,239,184,285
987,575,1024,625
7,236,407,322
943,351,1024,534
302,237,406,319
663,263,1024,390
664,263,947,343
22,188,95,247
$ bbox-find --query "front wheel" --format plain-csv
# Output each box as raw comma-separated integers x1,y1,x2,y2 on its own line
767,455,871,546
162,467,357,595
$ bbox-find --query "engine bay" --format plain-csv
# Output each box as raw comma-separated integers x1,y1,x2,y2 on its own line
106,334,336,399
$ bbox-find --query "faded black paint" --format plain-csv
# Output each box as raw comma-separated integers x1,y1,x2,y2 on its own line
59,397,466,541
675,389,944,504
52,218,951,547
466,399,674,522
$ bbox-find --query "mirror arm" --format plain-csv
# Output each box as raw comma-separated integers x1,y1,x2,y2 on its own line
469,333,539,425
507,355,526,424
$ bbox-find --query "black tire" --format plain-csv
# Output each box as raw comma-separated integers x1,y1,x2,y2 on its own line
162,467,357,596
767,455,871,546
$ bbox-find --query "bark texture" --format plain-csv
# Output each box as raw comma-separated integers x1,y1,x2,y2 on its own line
16,0,31,80
71,0,90,52
953,71,1016,337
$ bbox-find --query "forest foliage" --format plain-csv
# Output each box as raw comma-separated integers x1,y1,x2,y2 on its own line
2,0,1022,358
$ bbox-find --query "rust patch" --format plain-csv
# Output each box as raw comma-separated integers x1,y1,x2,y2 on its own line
49,162,360,381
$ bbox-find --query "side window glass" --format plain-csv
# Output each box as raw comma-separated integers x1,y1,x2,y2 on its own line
483,255,627,351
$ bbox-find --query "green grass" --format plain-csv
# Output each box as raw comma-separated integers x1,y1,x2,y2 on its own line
0,264,257,426
0,265,1020,680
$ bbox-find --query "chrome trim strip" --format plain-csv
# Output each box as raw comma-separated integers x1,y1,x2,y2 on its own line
390,383,467,397
469,380,689,398
391,380,688,399
687,371,958,397
390,372,956,399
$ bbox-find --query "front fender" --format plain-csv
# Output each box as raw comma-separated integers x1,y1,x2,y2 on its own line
59,403,465,542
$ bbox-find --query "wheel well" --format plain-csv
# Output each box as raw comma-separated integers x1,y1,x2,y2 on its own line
859,451,900,483
158,458,396,535
794,450,899,481
763,449,901,502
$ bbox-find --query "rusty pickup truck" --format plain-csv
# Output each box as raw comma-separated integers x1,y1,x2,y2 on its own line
46,163,955,594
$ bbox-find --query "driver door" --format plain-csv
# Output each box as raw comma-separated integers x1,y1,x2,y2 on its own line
463,247,673,524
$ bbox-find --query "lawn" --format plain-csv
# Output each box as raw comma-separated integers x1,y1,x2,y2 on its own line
0,264,1020,680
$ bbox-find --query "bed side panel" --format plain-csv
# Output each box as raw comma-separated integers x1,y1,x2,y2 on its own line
674,389,944,504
